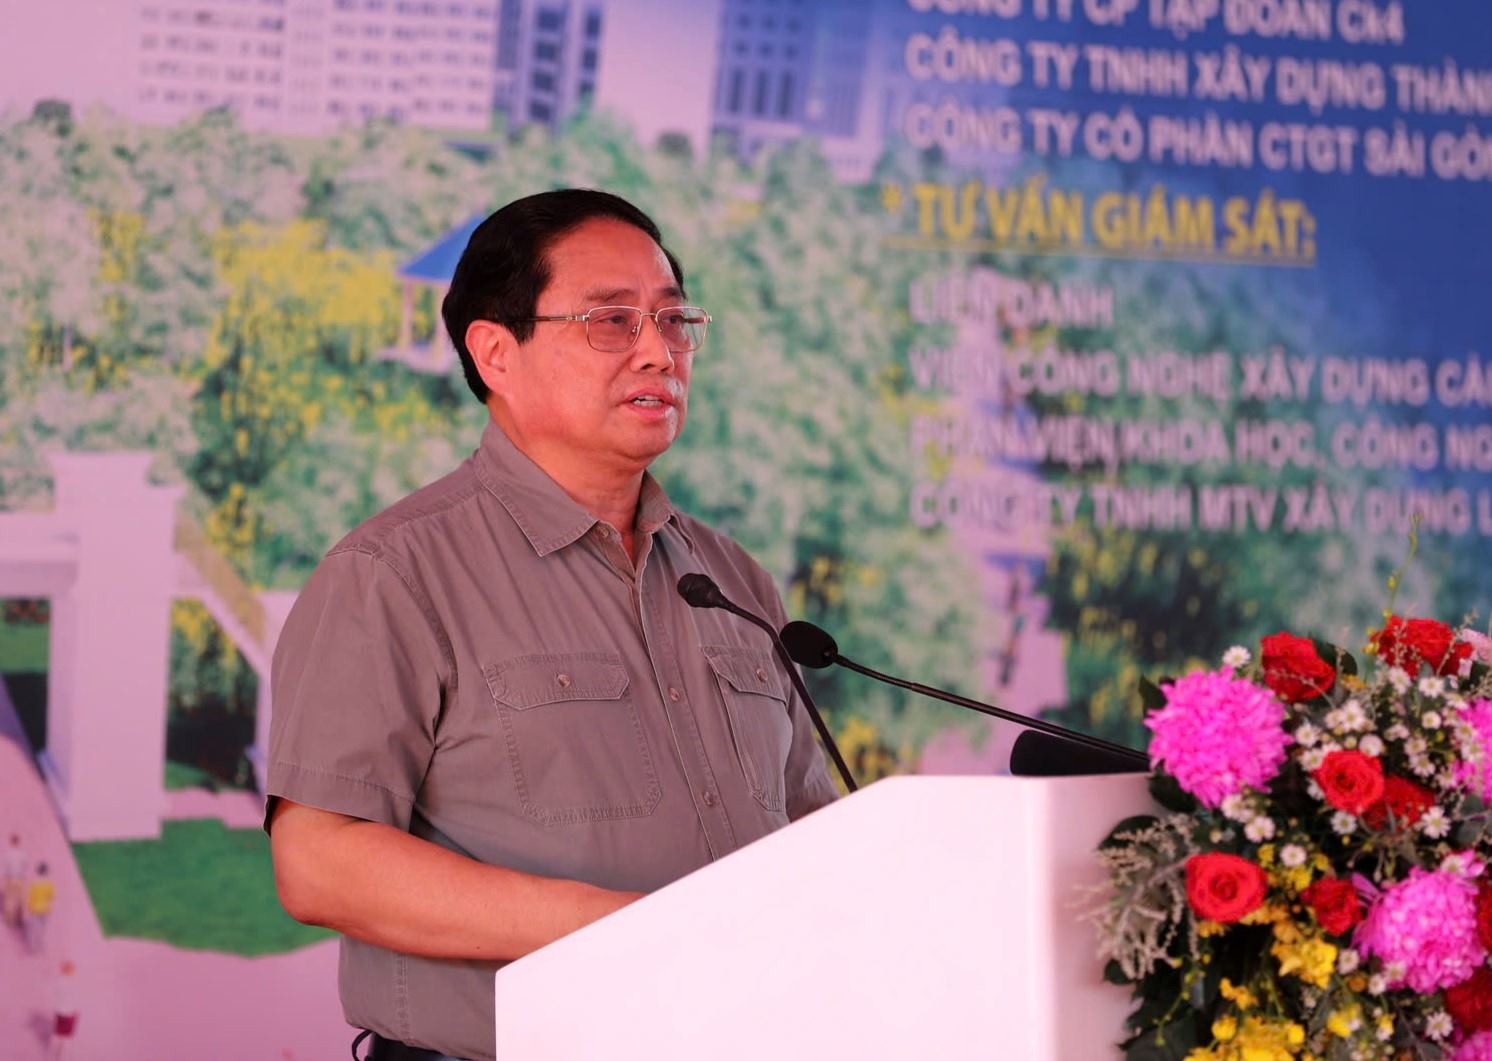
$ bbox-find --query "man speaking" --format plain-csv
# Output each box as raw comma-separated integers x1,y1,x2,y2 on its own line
265,190,838,1061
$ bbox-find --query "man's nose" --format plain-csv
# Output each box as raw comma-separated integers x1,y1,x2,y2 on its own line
629,314,676,371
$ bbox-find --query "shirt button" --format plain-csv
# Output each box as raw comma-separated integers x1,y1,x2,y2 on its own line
755,667,769,682
667,687,681,702
702,790,717,807
556,673,572,688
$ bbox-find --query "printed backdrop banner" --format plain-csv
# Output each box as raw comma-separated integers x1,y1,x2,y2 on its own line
0,0,1489,1056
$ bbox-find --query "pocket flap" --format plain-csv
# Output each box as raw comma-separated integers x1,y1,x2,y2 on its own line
702,646,788,702
484,653,629,710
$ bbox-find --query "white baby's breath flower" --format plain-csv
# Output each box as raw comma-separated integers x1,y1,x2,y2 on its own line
1411,756,1437,778
1423,711,1443,730
1337,948,1360,974
1220,794,1250,822
1406,736,1429,756
1223,645,1252,669
1209,829,1226,843
1359,735,1385,757
1419,807,1451,839
1294,722,1320,747
1306,780,1325,800
1426,1012,1454,1040
1301,748,1328,772
1332,811,1358,835
1420,676,1447,698
1441,852,1484,878
1386,961,1407,981
1388,667,1412,693
1368,974,1388,995
1384,723,1411,742
1341,699,1368,731
1244,817,1277,843
1281,844,1307,868
1324,708,1344,732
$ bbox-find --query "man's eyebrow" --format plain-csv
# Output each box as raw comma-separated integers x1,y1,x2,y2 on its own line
582,284,686,304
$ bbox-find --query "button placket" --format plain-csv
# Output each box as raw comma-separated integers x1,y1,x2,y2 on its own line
637,565,737,856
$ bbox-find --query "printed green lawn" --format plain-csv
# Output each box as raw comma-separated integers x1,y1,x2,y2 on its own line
72,819,332,956
0,619,47,671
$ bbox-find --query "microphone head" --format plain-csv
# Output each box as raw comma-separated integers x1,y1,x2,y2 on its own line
677,572,726,609
780,620,838,669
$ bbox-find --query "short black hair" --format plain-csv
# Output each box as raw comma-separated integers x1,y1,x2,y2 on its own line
441,189,686,403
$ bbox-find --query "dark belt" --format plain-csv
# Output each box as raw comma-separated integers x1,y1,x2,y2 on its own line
357,1031,467,1061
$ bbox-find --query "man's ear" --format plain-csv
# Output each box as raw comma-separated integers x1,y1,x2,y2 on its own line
466,319,517,396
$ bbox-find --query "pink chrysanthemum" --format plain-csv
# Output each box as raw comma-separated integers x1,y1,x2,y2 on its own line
1455,1031,1492,1061
1457,699,1492,800
1356,867,1486,993
1144,668,1291,809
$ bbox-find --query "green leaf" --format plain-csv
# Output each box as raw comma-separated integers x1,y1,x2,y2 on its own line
1149,771,1197,814
1313,638,1358,678
1124,1017,1201,1061
1139,676,1168,712
1101,815,1161,852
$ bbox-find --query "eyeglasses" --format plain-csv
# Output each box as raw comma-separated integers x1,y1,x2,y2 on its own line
508,305,712,354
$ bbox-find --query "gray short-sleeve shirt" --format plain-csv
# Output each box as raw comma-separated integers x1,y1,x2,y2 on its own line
266,421,838,1060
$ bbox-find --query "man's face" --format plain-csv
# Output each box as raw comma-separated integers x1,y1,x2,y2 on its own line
495,217,692,478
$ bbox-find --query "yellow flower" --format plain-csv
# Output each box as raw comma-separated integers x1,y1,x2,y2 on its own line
1272,935,1337,988
1213,1015,1239,1041
1376,1014,1393,1037
1241,902,1289,927
1272,864,1314,894
1220,979,1258,1011
1258,844,1277,866
1198,919,1228,937
1326,1004,1361,1037
1229,1016,1306,1060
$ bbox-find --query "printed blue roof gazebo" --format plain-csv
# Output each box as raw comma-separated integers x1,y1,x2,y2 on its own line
380,213,485,374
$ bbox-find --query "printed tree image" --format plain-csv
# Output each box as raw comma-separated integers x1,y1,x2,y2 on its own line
0,106,984,772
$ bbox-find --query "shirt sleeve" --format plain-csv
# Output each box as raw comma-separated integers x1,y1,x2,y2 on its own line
265,546,452,832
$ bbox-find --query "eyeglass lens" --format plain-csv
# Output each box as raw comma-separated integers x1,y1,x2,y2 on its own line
587,307,708,353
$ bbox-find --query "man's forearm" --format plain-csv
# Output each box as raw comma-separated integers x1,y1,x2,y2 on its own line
269,800,641,961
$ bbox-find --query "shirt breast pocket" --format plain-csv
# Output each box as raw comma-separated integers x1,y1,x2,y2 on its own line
702,645,792,812
483,652,661,826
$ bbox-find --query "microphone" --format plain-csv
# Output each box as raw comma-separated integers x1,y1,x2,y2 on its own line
779,620,1148,775
677,574,858,793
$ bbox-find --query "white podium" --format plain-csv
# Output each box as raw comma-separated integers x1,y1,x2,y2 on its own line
493,774,1154,1060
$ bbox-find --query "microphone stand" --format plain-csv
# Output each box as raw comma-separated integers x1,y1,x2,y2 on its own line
678,576,858,792
821,649,1148,772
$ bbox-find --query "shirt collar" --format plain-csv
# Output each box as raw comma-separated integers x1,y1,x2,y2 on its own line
471,419,693,557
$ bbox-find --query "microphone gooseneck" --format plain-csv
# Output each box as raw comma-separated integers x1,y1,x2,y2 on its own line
676,574,858,793
777,618,1148,774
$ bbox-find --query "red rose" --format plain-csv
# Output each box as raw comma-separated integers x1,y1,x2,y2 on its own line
1362,775,1436,831
1478,887,1492,952
1300,876,1363,936
1446,967,1492,1033
1259,631,1336,703
1314,750,1385,815
1373,615,1473,676
1185,853,1269,924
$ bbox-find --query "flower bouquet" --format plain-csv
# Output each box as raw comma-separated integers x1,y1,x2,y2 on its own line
1093,616,1492,1060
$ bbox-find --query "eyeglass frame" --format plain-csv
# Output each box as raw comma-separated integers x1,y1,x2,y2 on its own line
501,304,713,354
